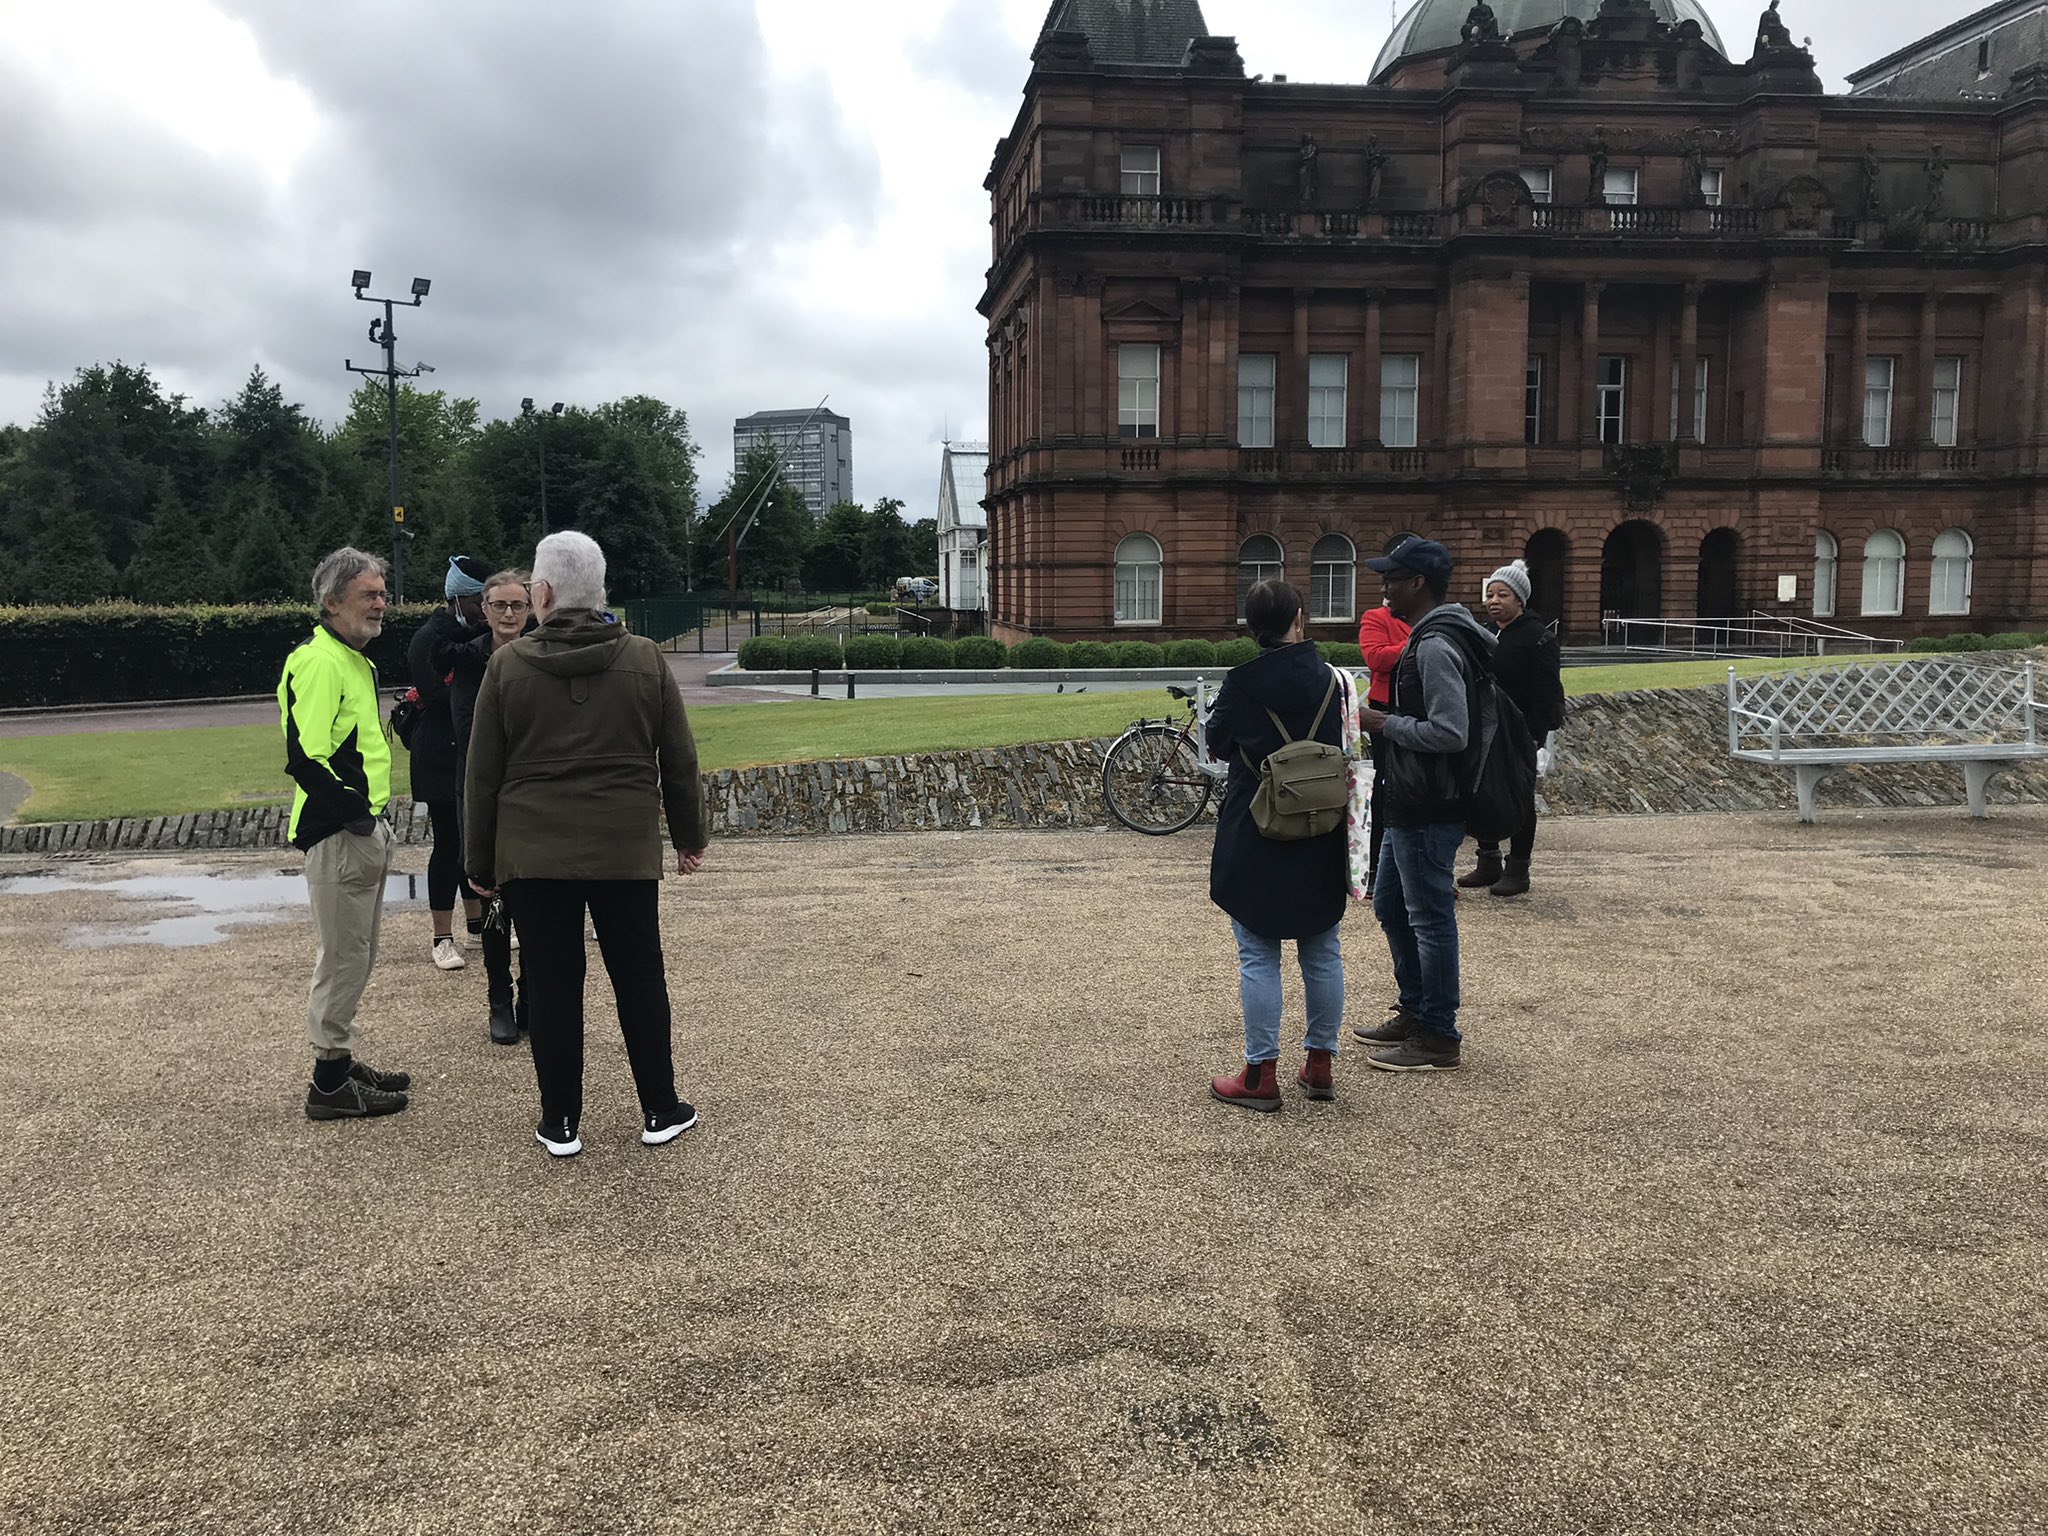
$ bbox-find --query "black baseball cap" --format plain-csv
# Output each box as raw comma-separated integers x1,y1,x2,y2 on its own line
1364,535,1452,587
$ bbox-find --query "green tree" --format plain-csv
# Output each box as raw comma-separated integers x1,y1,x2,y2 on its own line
704,443,810,594
572,433,681,599
598,395,700,576
18,480,121,603
225,482,303,602
907,516,939,574
217,366,331,518
805,499,869,591
127,476,224,603
857,497,915,589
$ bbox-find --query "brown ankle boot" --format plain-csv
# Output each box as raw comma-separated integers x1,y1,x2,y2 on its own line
1210,1058,1282,1113
1490,858,1530,897
1456,849,1504,889
1297,1048,1335,1100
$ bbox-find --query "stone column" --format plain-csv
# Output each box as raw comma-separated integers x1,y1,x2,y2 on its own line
1679,282,1702,443
1581,281,1604,446
1916,289,1940,446
1363,288,1385,446
1849,293,1871,444
1557,285,1580,442
1432,291,1451,448
1289,286,1312,448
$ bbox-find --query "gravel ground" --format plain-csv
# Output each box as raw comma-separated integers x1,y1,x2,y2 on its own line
1,811,2043,1535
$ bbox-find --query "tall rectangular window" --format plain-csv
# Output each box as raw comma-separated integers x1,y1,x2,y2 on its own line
1597,356,1628,445
1520,167,1553,205
1118,344,1160,439
1524,355,1543,445
1307,354,1348,448
1931,356,1962,447
1701,168,1724,207
1236,353,1276,448
1863,356,1895,447
1379,354,1420,448
1603,168,1639,206
1669,357,1709,442
1120,145,1160,197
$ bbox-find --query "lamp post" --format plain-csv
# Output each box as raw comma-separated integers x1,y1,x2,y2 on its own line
345,270,432,602
520,398,565,537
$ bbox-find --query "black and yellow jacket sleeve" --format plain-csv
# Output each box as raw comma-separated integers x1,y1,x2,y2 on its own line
276,625,392,850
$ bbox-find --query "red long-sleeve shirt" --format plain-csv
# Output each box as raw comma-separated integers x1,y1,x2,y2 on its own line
1357,605,1412,708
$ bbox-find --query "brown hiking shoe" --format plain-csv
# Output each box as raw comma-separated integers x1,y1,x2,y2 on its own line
1353,1007,1418,1045
1366,1036,1463,1073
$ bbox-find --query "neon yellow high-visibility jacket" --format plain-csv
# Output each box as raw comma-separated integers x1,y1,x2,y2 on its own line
276,624,390,849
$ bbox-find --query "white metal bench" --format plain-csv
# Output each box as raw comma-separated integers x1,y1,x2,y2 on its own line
1726,658,2048,822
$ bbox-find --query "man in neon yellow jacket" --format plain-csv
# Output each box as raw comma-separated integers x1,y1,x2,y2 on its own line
277,547,410,1121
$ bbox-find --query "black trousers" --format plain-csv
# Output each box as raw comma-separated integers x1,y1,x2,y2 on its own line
1366,729,1389,882
480,904,524,1019
1476,730,1547,864
426,800,463,913
502,878,676,1127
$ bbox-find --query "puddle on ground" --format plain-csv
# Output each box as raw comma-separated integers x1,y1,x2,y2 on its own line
0,870,426,948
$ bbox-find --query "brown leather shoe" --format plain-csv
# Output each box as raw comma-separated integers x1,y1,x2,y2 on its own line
1297,1048,1335,1100
1210,1058,1282,1113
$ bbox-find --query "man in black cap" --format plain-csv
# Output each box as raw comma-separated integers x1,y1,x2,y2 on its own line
1354,537,1495,1072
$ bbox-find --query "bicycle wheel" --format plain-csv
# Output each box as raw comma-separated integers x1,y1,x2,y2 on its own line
1102,722,1214,835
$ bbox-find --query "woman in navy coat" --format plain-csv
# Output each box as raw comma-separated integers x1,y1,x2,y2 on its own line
1204,580,1349,1112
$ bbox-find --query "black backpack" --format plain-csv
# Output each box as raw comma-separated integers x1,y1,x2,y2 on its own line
1383,625,1537,840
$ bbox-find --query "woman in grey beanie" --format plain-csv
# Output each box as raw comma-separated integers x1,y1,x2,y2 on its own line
1459,559,1564,896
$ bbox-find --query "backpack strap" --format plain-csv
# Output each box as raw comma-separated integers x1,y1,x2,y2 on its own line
1263,671,1337,744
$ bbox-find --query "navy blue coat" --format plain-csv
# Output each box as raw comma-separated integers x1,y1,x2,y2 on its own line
1205,640,1349,941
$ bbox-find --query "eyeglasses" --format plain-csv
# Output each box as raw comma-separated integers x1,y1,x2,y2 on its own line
486,600,531,615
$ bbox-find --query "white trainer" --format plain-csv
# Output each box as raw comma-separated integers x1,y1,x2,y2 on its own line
432,937,467,971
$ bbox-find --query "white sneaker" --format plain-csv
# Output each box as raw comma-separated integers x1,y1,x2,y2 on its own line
432,937,467,971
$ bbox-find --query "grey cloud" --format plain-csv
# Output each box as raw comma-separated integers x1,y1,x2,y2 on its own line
909,2,1034,102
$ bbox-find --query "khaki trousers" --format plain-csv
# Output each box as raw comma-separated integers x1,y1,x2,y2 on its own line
304,822,395,1059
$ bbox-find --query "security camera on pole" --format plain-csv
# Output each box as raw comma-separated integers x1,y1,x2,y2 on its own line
344,270,433,604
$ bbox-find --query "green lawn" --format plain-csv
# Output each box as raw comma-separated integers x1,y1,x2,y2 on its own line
0,653,1907,824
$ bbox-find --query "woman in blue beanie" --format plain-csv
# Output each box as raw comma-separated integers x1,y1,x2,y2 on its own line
407,554,495,970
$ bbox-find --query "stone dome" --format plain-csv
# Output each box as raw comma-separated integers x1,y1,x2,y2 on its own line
1371,0,1728,82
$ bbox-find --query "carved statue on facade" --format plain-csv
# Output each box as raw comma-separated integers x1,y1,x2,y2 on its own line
1461,1,1501,45
1295,134,1319,208
1588,125,1610,205
1681,136,1707,206
1754,0,1793,54
1925,145,1947,218
1860,143,1881,217
1362,131,1387,212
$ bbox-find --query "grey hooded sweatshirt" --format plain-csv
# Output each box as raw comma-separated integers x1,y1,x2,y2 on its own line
1379,603,1497,827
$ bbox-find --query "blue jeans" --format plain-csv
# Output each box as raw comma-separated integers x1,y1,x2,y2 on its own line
1230,919,1344,1063
1372,821,1464,1041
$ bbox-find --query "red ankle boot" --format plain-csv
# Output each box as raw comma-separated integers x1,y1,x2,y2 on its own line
1210,1058,1282,1113
1297,1048,1335,1100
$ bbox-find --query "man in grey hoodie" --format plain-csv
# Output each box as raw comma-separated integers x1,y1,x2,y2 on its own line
1353,537,1495,1072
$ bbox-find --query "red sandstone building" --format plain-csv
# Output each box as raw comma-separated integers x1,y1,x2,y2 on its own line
980,0,2048,643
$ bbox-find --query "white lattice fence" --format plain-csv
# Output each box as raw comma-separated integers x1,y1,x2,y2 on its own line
1730,660,2038,752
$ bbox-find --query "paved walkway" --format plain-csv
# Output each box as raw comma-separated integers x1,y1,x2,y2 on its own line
0,652,788,738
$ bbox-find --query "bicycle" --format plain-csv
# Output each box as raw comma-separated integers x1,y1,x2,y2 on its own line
1101,678,1230,835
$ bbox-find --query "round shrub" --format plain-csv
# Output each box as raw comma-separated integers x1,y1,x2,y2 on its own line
1009,637,1069,669
899,635,954,670
1318,640,1364,667
786,634,843,671
1216,637,1260,667
1112,640,1165,668
737,635,790,671
1162,639,1218,667
1984,632,2039,650
1066,641,1114,669
842,634,903,669
954,635,1007,669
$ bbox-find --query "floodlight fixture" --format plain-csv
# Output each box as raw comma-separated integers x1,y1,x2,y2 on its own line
550,402,564,416
351,269,372,291
521,397,535,413
411,277,432,298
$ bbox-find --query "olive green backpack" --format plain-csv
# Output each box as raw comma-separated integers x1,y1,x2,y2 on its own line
1244,670,1349,841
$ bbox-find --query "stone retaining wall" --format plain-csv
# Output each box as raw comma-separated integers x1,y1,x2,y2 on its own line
6,683,2046,856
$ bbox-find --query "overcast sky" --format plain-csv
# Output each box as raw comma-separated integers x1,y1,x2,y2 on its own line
0,0,1950,520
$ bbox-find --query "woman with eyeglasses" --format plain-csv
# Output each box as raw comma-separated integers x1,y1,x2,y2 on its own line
408,555,495,972
443,570,537,1044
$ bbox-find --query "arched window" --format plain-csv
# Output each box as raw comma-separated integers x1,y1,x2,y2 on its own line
1813,531,1838,619
1929,529,1973,615
1309,534,1356,622
1113,532,1162,625
1860,529,1905,617
1236,535,1282,622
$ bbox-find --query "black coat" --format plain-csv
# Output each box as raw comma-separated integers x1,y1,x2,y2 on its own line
1490,610,1565,741
1205,640,1348,941
443,626,495,811
405,606,472,805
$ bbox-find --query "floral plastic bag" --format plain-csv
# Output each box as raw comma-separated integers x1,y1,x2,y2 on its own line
1333,668,1372,903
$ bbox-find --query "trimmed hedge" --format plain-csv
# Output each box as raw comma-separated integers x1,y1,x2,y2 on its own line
842,634,903,669
0,602,437,710
1113,640,1165,668
736,635,790,671
1216,637,1260,667
1318,640,1365,667
1066,641,1114,669
898,635,955,670
1905,632,2048,653
1162,639,1218,667
785,634,843,671
1008,637,1069,669
953,636,1006,669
